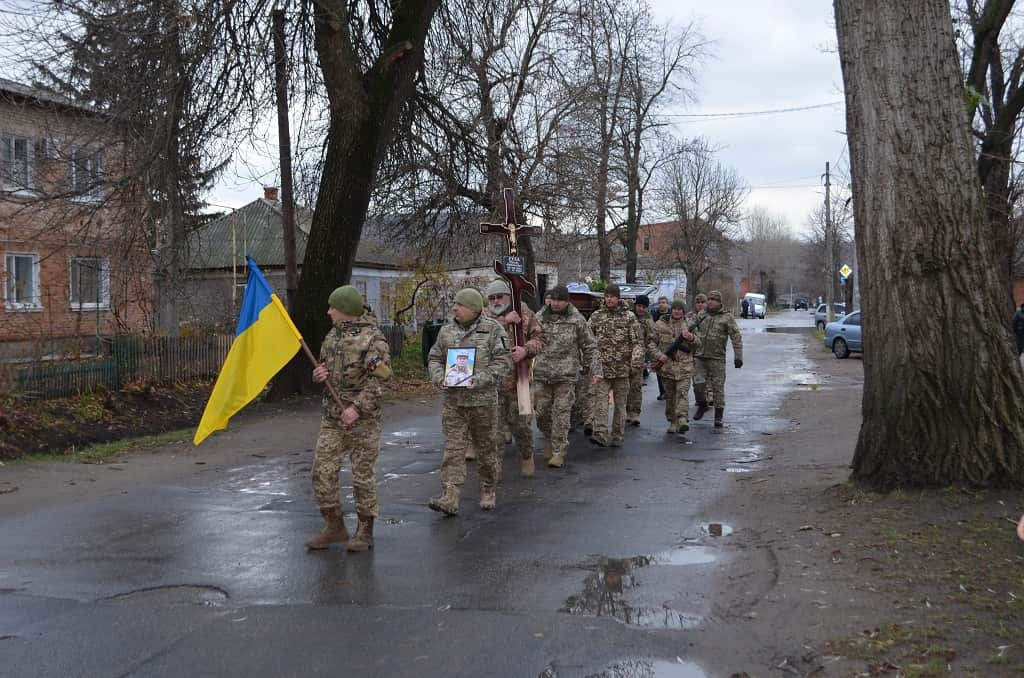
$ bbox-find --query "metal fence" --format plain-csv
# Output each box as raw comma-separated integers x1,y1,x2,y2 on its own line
2,334,232,400
1,327,407,401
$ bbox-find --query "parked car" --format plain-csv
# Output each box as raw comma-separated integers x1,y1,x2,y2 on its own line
823,310,861,358
814,303,846,330
794,298,809,310
742,293,766,319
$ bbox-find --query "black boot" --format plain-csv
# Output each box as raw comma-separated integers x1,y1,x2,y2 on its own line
714,407,724,428
694,401,709,420
693,382,708,420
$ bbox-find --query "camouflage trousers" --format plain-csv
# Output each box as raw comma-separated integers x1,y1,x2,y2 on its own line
662,373,692,427
441,401,500,490
626,368,645,420
694,357,728,407
571,370,590,429
311,417,381,517
591,376,629,443
534,380,576,458
497,389,535,460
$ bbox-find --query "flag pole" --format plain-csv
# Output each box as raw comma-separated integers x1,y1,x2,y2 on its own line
298,337,350,415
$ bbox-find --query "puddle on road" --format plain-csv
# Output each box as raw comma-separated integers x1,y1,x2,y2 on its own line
104,584,229,607
724,467,753,473
390,431,420,438
561,551,710,630
257,498,295,511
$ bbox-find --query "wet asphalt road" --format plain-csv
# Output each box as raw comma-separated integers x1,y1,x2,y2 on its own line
1,311,819,678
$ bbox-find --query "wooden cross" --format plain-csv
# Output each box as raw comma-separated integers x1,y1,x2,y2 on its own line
480,188,542,415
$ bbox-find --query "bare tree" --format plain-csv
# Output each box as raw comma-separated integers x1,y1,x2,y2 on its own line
656,137,746,305
616,9,703,283
835,0,1024,488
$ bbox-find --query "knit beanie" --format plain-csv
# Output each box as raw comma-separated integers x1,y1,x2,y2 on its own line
605,284,621,298
671,299,686,310
454,287,484,313
328,285,364,316
548,284,570,301
485,279,511,298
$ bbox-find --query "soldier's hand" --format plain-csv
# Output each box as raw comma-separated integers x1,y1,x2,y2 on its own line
734,358,743,369
592,374,603,384
341,406,360,426
504,310,522,325
511,346,527,363
657,355,669,365
1018,514,1024,542
312,364,329,383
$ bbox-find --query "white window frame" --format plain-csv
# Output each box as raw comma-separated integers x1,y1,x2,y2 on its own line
68,146,104,203
69,256,110,311
0,134,35,194
4,252,42,310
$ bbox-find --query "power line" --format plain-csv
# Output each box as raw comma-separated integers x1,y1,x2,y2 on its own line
665,101,843,119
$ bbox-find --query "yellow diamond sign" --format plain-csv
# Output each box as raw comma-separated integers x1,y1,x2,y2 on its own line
839,264,852,278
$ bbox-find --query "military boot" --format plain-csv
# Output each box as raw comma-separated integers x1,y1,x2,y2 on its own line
666,421,678,434
347,515,375,552
464,449,477,461
548,452,565,468
428,486,460,516
521,455,535,478
678,421,690,434
693,383,709,420
479,486,497,511
305,507,349,550
543,445,553,462
714,407,724,428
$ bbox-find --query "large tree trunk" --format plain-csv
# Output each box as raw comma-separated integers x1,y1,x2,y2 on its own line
835,0,1024,489
270,0,440,397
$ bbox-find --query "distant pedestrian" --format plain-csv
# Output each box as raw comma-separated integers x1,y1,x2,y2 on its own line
534,285,602,469
689,290,743,428
740,298,749,319
1014,303,1024,356
307,285,392,552
427,288,512,515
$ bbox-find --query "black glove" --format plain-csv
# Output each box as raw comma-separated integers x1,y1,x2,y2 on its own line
734,358,743,369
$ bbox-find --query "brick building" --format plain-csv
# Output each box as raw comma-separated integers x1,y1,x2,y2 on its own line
0,78,151,359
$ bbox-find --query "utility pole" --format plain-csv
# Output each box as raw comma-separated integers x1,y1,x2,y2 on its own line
823,161,834,323
272,8,299,311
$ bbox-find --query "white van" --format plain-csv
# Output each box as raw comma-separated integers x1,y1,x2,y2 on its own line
742,293,766,319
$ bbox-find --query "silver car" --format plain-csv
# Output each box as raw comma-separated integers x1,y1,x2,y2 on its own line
814,303,846,330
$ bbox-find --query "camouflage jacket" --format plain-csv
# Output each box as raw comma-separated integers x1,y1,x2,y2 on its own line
588,301,643,378
634,309,663,362
319,315,392,422
655,315,700,380
689,308,743,362
483,304,546,392
534,303,602,383
427,312,512,407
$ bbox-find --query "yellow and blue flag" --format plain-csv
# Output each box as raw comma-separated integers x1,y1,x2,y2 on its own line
193,256,302,445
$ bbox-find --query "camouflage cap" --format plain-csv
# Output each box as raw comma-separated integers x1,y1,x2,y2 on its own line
548,284,570,300
605,284,621,297
671,299,686,310
694,293,708,303
707,290,723,302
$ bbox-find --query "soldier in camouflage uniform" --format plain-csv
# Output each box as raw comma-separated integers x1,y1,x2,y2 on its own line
587,284,643,446
482,279,546,477
688,293,709,412
655,300,700,433
427,287,512,515
626,294,661,425
689,290,743,428
534,285,602,469
307,285,392,552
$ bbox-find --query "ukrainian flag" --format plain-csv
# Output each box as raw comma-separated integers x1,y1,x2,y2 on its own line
193,256,303,445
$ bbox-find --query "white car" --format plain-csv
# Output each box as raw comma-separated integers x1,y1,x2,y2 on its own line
742,293,766,319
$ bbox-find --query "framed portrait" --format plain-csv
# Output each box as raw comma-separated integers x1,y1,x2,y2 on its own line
444,347,477,387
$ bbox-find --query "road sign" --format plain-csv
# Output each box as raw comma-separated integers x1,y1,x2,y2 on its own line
839,264,852,278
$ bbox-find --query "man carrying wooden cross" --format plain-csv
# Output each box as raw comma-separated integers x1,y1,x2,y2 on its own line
483,278,545,477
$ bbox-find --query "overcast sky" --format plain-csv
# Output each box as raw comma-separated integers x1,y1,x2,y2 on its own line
649,0,847,234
